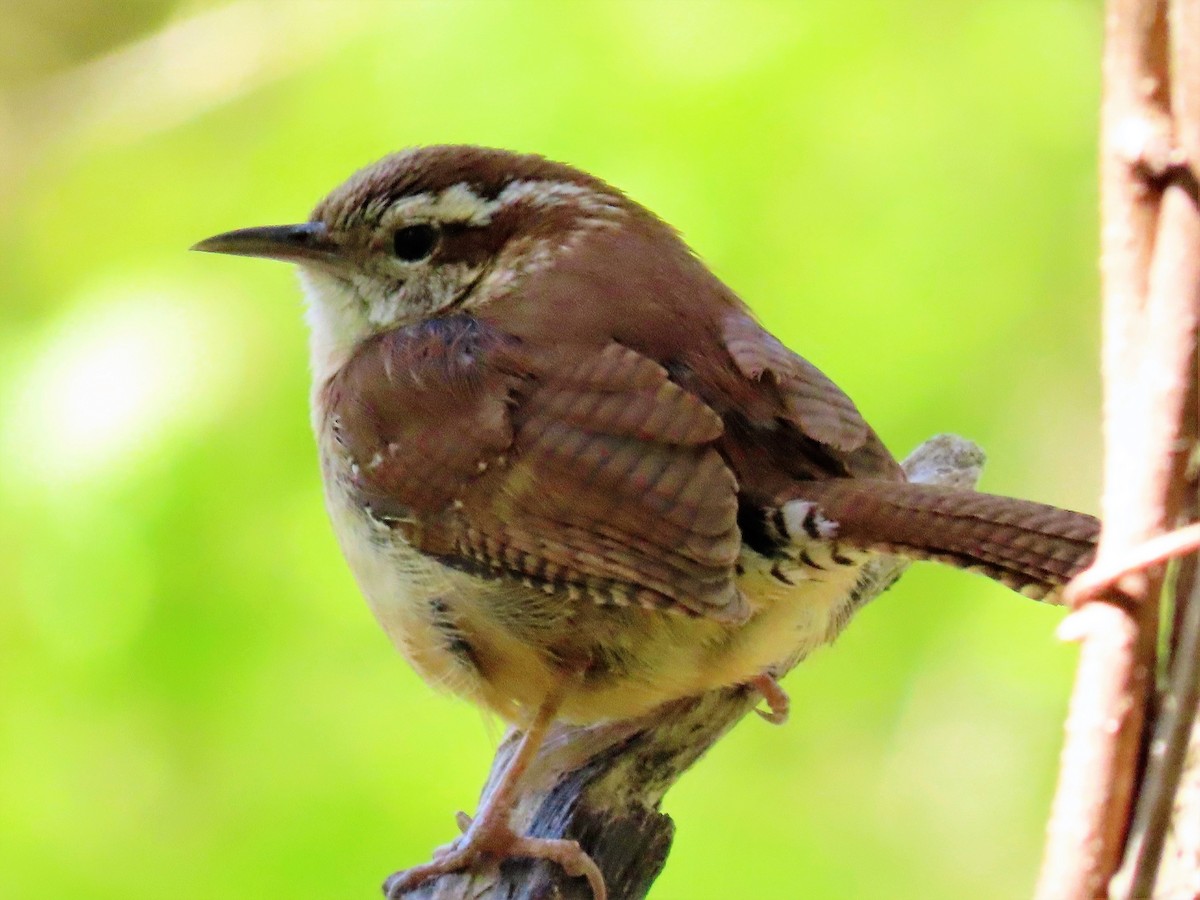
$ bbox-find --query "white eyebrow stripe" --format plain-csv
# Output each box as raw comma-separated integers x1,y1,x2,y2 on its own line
380,184,494,227
379,180,622,229
495,179,622,215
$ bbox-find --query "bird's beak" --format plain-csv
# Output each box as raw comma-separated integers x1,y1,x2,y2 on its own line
191,222,342,267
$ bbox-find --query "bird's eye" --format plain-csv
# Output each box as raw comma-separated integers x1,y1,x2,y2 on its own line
392,223,440,262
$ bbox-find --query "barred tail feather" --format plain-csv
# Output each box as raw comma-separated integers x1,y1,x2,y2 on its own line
783,479,1100,600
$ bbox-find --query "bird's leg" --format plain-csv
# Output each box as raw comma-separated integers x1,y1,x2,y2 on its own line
748,671,790,725
383,689,606,900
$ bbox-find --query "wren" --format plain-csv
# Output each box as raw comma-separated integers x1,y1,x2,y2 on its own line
194,146,1099,900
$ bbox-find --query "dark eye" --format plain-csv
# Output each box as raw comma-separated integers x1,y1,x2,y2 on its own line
392,223,440,262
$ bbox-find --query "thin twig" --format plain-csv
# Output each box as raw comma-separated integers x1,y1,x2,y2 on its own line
1035,1,1188,897
1149,479,1200,896
1065,522,1200,604
1113,1,1200,894
1118,510,1200,898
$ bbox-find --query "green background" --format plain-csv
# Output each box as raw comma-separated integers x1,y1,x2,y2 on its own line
0,2,1102,898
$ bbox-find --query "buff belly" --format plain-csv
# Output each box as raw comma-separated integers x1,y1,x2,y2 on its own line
326,479,873,726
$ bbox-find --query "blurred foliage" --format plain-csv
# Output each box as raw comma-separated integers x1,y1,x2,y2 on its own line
0,2,1103,898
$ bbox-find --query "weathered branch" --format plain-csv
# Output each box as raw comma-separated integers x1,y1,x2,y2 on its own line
393,434,986,900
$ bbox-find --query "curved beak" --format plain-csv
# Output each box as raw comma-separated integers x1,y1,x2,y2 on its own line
191,222,341,267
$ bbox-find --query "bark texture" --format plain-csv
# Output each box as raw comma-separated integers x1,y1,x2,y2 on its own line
1038,1,1200,898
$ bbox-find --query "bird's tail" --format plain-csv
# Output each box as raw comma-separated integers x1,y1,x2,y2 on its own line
785,479,1100,600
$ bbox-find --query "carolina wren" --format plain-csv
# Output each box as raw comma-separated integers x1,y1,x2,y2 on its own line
194,145,1099,900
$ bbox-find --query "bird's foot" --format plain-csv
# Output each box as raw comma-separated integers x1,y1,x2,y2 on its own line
748,672,790,725
383,812,607,900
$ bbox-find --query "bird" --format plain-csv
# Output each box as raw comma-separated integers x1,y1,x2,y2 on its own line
193,145,1099,900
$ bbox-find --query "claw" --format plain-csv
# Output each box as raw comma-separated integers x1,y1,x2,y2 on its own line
383,817,606,900
749,672,790,725
382,689,606,899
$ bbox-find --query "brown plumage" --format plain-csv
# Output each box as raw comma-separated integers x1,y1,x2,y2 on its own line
194,145,1100,900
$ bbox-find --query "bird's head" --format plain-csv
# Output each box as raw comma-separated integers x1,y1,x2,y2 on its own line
193,146,641,379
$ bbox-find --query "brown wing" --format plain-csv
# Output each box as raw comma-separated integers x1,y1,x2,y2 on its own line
322,315,746,622
688,310,904,491
721,310,869,453
465,211,903,488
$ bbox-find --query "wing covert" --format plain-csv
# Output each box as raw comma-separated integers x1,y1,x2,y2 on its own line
323,317,746,622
